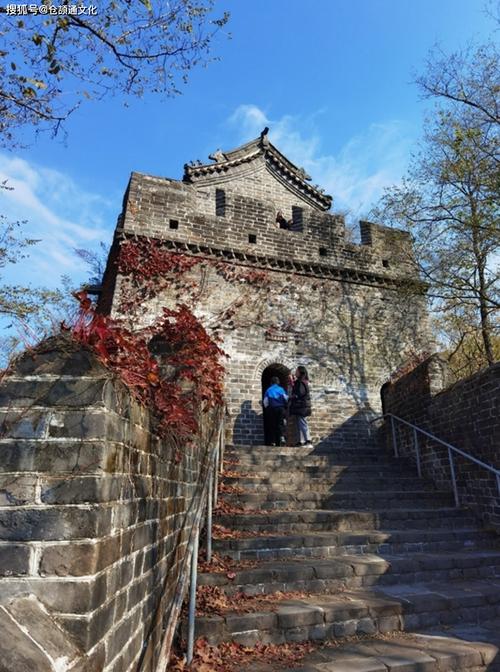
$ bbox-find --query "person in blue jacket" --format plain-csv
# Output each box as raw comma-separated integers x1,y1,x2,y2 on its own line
263,376,289,446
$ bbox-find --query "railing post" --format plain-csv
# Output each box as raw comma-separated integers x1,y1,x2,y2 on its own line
448,447,460,508
186,530,199,665
206,470,213,564
219,420,225,474
213,435,219,509
413,427,422,479
390,415,398,458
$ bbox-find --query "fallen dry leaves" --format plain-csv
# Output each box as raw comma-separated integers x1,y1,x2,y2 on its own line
218,482,245,495
212,523,274,540
168,637,315,672
223,458,240,467
197,551,259,574
213,499,246,515
194,586,312,616
222,469,249,478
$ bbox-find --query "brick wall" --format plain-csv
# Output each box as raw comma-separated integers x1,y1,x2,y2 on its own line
100,168,431,449
382,356,500,531
0,336,221,671
119,172,416,277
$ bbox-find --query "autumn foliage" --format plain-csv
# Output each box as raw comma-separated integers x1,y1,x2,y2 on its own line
69,291,225,438
169,638,315,672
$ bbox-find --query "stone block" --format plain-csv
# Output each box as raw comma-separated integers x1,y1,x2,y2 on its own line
106,611,139,665
6,595,81,662
0,602,53,672
277,604,324,628
40,537,121,577
0,543,31,576
333,619,357,638
0,377,112,410
40,475,124,505
0,440,121,475
0,475,38,506
377,615,401,634
226,611,276,633
10,339,108,377
0,594,103,672
0,410,49,439
0,506,112,541
356,617,377,635
315,657,387,672
0,574,107,613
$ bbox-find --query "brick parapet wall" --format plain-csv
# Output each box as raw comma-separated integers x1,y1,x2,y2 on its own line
121,172,415,278
382,356,500,531
0,337,220,671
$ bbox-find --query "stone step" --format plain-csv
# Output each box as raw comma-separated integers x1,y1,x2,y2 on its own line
225,446,402,467
215,508,478,533
188,579,500,647
222,477,435,493
227,445,386,457
226,452,403,466
224,464,417,477
199,551,500,596
280,625,500,671
221,490,454,510
213,528,498,561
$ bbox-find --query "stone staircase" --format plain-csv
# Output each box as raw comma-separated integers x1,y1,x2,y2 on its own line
187,443,500,671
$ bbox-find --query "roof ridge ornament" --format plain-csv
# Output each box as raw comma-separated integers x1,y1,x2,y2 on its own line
259,126,270,148
183,131,332,210
208,149,227,163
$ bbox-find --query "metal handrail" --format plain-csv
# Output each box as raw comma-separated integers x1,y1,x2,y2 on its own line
153,410,225,671
186,413,225,663
373,413,500,507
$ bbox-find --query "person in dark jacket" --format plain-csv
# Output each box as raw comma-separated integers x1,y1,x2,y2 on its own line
289,366,312,446
263,376,289,446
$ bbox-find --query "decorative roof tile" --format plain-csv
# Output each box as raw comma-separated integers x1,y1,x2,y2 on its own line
183,128,332,211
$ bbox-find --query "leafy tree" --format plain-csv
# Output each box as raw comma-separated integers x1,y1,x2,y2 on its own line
417,43,499,128
372,43,499,373
0,0,229,145
0,1,229,360
439,309,500,378
0,181,63,318
75,242,109,285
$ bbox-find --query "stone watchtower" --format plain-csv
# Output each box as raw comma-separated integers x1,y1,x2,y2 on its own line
100,129,430,447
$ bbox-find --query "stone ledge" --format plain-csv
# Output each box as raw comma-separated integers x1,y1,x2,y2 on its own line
0,594,104,671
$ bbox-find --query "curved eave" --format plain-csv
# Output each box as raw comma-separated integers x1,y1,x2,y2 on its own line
184,147,332,211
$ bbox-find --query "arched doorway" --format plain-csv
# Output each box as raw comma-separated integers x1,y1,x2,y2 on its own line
261,363,291,445
380,381,391,416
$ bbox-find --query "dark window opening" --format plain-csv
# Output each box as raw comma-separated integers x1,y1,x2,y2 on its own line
292,206,304,231
215,189,226,217
169,219,179,229
319,247,328,257
276,210,291,230
248,234,257,244
382,259,390,268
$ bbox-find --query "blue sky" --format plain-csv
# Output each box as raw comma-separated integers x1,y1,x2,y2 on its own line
0,0,496,293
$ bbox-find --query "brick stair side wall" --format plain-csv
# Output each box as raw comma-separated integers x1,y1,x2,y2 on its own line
382,356,500,531
0,336,220,671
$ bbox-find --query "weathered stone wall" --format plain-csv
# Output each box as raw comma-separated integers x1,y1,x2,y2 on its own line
117,171,415,276
0,337,220,671
111,260,428,448
101,168,431,448
382,357,500,531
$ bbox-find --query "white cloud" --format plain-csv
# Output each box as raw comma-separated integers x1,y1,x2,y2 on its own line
228,105,415,220
0,154,116,288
